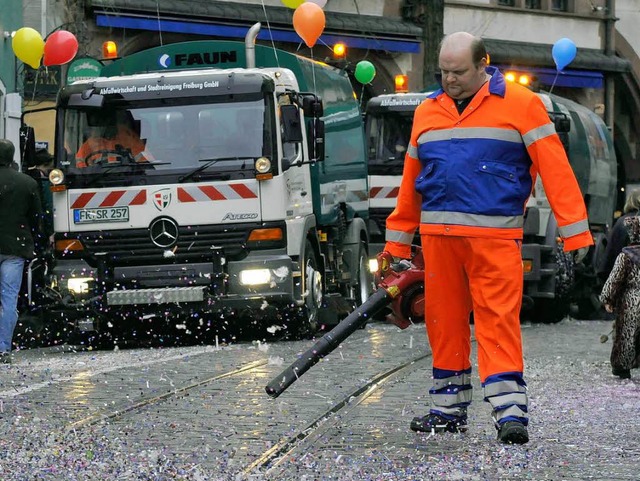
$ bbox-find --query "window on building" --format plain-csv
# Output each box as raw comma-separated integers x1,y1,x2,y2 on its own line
551,0,568,11
497,0,515,5
525,0,541,8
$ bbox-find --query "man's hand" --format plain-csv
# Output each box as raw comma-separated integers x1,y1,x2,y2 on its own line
572,246,589,264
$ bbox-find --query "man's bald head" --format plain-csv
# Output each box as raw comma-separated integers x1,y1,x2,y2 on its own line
439,32,487,67
437,32,489,100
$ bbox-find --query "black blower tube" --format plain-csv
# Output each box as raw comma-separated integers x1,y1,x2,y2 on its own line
265,288,391,398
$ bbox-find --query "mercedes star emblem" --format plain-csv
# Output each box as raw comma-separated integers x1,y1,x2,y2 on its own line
149,217,179,248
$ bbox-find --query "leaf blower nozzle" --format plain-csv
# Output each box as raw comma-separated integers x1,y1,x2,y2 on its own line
265,247,425,398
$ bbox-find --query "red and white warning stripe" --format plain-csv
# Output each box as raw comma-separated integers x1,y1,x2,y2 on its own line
177,184,258,202
70,190,147,209
369,186,399,199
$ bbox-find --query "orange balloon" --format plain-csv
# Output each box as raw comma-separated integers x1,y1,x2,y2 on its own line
293,2,326,48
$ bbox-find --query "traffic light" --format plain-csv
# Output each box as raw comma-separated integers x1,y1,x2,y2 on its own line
395,74,409,93
102,41,118,60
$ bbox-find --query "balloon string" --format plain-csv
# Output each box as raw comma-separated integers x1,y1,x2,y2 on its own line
260,0,280,68
30,68,40,103
359,83,365,110
310,47,317,95
548,70,560,95
156,0,163,46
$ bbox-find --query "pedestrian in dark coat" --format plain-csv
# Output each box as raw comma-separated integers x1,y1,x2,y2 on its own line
598,190,640,281
600,215,640,379
28,148,55,240
0,139,43,363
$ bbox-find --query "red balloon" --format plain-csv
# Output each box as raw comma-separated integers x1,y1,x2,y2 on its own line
293,2,325,48
43,30,78,67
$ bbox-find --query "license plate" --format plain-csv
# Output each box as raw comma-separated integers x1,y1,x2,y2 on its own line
73,207,129,224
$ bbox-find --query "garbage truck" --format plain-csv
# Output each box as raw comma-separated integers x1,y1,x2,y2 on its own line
20,23,372,346
364,90,617,322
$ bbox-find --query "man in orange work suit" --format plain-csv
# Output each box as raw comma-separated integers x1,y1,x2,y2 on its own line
384,32,592,444
76,110,151,168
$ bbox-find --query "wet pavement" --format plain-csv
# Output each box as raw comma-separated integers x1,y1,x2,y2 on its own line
0,316,637,480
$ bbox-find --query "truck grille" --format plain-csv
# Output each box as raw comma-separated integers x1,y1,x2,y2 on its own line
75,224,250,266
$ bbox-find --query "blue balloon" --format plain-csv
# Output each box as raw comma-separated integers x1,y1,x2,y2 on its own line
552,38,577,71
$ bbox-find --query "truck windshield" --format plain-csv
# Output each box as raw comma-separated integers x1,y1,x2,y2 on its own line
366,112,413,174
60,95,275,187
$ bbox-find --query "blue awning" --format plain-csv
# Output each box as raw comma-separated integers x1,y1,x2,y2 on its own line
485,38,629,74
95,13,421,54
497,65,604,89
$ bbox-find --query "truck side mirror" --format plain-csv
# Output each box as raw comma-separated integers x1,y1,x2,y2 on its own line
554,116,570,133
281,104,303,142
19,125,36,168
302,95,323,117
549,112,570,133
308,118,325,162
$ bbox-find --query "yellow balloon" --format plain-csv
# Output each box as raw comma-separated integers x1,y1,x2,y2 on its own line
12,27,45,69
281,0,304,8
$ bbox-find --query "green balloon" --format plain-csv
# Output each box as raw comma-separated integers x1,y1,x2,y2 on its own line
355,60,376,84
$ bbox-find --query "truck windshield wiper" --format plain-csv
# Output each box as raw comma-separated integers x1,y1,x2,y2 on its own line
178,157,254,183
81,161,171,187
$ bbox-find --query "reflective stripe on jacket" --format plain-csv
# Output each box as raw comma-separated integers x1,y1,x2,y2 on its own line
385,66,593,259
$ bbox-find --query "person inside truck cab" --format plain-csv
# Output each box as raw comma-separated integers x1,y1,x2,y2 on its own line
75,110,152,168
383,119,409,160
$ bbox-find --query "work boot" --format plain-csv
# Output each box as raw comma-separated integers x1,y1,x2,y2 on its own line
410,413,468,434
497,420,529,444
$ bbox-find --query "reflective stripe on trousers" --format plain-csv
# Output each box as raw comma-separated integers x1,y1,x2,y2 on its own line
483,373,529,426
429,367,472,418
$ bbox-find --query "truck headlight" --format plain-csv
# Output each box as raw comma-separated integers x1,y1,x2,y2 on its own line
254,157,273,181
255,157,271,173
67,277,93,294
239,269,271,286
49,168,65,185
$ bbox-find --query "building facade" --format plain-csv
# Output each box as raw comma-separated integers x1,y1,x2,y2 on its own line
11,0,640,203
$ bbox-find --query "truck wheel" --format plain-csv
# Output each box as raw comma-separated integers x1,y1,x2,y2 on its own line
531,248,573,324
350,241,374,307
532,298,569,324
301,239,322,334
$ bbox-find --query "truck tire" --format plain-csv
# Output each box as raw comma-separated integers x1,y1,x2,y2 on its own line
350,241,374,307
533,249,574,323
299,239,321,336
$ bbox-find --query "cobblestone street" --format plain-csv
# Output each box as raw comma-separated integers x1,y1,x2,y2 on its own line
0,317,637,480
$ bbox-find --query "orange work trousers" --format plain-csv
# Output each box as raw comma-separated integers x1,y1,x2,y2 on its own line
421,235,524,383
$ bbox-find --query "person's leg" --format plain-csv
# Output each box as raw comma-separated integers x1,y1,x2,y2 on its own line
412,236,473,433
467,238,528,443
611,313,635,378
0,255,26,353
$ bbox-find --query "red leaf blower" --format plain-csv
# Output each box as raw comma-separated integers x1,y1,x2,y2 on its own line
265,247,425,398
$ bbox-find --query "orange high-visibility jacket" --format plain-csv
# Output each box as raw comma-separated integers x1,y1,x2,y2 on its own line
385,67,593,259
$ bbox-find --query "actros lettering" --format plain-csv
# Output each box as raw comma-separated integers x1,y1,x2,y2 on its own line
222,212,259,221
